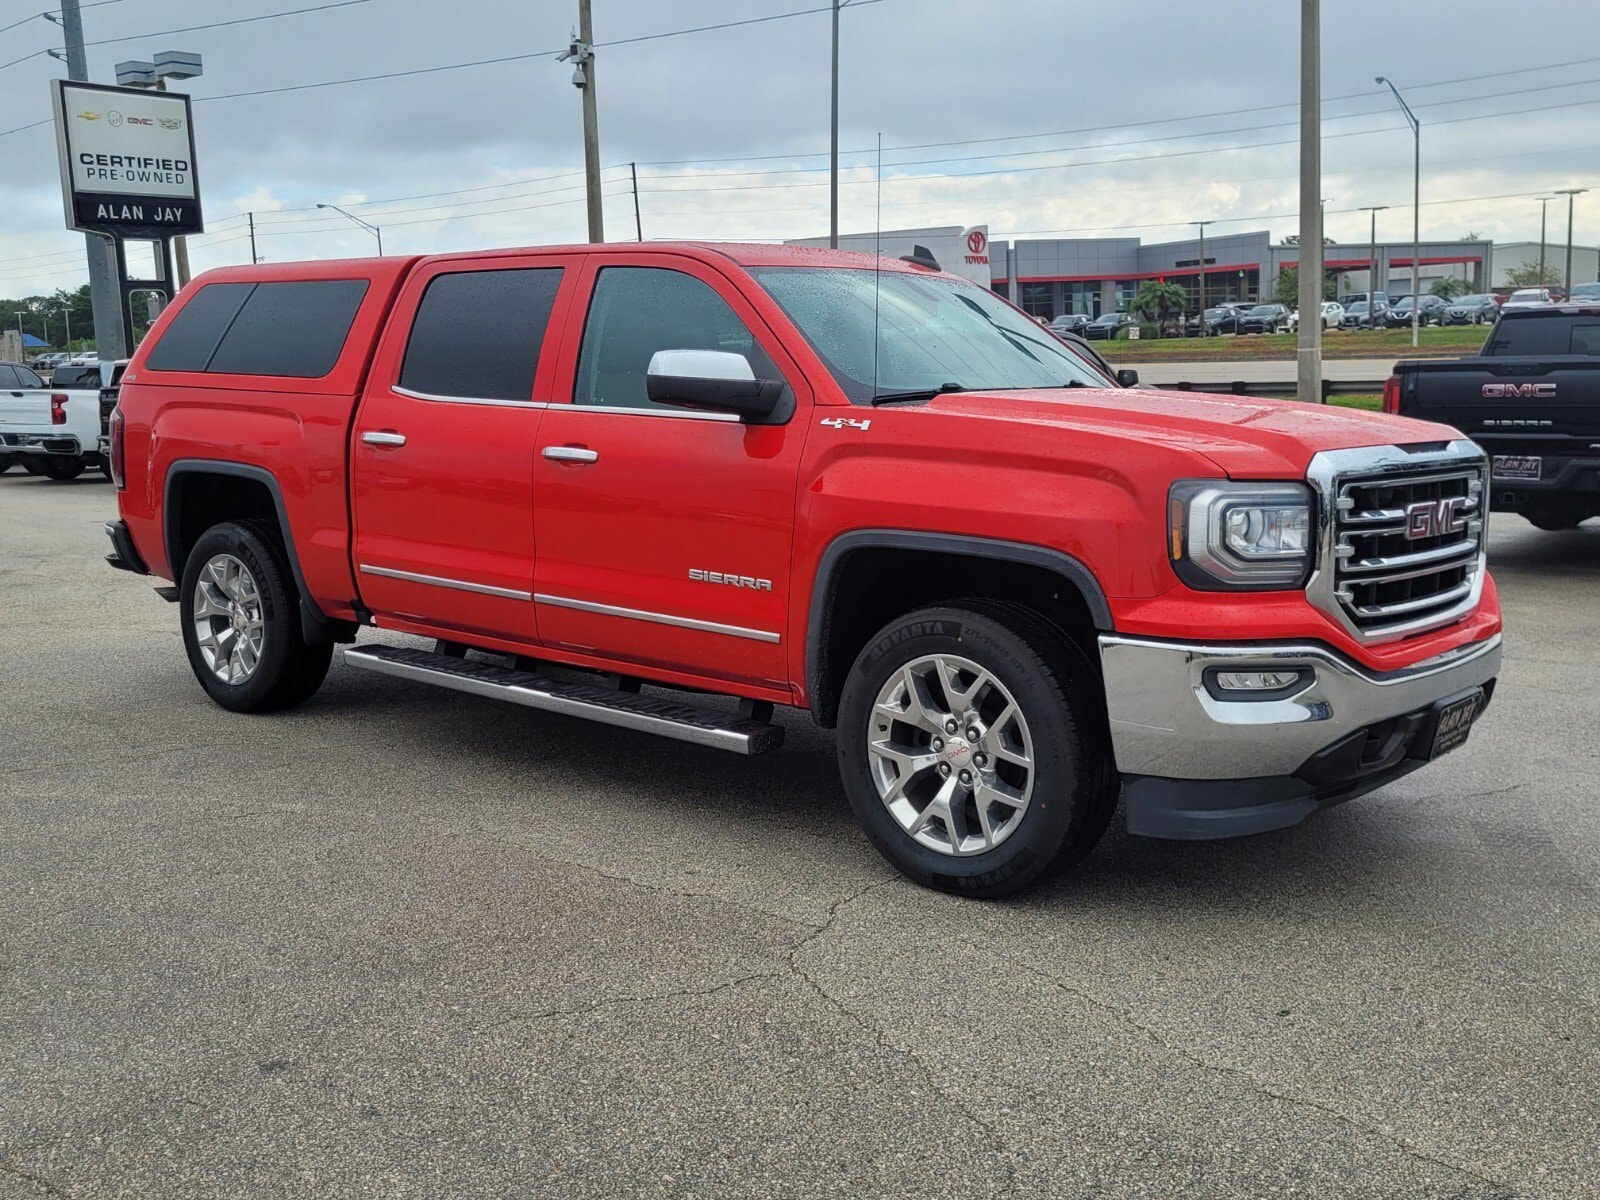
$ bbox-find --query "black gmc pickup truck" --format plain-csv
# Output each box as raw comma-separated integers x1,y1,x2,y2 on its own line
1387,305,1600,530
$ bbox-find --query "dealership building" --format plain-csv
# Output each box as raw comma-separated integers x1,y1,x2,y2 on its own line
790,225,1523,319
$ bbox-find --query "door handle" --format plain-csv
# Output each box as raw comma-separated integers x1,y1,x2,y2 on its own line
361,430,407,448
542,445,598,464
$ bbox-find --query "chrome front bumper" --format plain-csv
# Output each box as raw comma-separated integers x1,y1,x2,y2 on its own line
1099,632,1501,780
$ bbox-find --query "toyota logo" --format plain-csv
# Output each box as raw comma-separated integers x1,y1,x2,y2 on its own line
967,229,987,255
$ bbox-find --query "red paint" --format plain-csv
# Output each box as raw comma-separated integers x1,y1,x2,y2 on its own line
115,242,1501,707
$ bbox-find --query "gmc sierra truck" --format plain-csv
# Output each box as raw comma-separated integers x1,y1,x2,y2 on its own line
1387,304,1600,530
105,244,1503,897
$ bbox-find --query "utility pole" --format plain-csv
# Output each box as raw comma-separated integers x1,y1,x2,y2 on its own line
630,162,642,241
56,0,126,360
1538,195,1554,285
1193,220,1210,321
1557,188,1586,293
1377,75,1420,348
1359,205,1387,329
559,1,604,243
829,0,840,248
248,212,259,264
1296,0,1322,404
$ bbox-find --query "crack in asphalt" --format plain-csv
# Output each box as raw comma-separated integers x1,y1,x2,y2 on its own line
0,1155,73,1199
988,952,1520,1198
783,880,1025,1191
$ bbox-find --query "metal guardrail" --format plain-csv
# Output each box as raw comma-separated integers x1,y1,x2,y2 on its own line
1162,379,1385,400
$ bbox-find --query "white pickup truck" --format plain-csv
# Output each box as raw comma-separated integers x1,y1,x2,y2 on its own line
0,359,110,480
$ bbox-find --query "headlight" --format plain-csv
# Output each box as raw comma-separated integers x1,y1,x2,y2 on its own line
1168,480,1314,590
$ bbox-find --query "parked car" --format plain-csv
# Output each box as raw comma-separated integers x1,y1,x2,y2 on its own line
1386,304,1600,531
1048,313,1091,337
0,358,109,479
1566,282,1600,304
1441,294,1500,325
1382,294,1449,328
1286,301,1344,333
1184,305,1242,337
104,243,1502,898
1337,291,1389,312
1237,303,1290,334
1083,311,1138,340
1339,300,1387,330
1502,288,1556,311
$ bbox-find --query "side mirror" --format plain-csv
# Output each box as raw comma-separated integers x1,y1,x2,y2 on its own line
1116,368,1139,388
645,349,786,421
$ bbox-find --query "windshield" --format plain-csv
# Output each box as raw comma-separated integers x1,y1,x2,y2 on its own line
1248,305,1274,316
750,267,1110,402
1509,290,1546,300
1347,303,1369,315
1203,307,1228,318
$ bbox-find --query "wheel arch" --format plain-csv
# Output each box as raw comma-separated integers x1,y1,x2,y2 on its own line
805,530,1113,729
164,459,353,645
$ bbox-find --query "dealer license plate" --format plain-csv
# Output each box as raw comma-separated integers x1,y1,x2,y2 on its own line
1492,455,1542,481
1427,691,1484,760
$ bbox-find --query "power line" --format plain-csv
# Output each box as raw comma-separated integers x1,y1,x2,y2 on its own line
194,1,885,103
0,0,122,39
77,0,371,48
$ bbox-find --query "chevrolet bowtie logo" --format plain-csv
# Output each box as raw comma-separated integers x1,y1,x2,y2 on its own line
77,110,101,121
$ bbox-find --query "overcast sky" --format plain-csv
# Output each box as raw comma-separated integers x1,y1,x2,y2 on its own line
4,0,1600,297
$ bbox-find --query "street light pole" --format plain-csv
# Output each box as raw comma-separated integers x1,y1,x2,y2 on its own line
1376,75,1420,348
1297,0,1322,405
1538,195,1555,286
1192,220,1210,322
1556,188,1587,294
1359,205,1388,329
316,204,383,255
829,0,839,249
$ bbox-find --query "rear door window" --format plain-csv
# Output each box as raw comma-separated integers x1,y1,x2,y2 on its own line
0,365,18,388
399,267,564,402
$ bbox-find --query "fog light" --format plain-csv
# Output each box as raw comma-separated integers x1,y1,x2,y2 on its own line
1203,667,1312,701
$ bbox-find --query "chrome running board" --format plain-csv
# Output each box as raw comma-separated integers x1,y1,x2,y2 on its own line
342,644,784,756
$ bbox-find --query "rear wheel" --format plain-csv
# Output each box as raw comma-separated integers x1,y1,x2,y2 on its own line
34,456,87,481
180,520,332,713
836,603,1117,898
0,452,13,475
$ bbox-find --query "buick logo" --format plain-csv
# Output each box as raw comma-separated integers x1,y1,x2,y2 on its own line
1405,496,1468,541
107,110,123,127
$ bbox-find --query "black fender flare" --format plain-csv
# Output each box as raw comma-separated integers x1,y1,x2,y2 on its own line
163,459,353,646
805,529,1113,723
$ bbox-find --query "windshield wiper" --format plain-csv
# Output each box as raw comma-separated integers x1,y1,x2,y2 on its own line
870,382,969,405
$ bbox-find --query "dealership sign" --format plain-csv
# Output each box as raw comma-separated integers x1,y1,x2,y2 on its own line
51,79,203,237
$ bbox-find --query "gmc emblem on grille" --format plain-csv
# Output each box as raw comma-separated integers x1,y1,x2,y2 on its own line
1405,496,1468,540
1481,382,1556,398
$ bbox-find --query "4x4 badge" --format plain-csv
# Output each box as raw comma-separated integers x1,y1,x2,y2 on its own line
820,417,871,430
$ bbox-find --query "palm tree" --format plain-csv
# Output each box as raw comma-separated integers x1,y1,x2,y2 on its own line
1130,279,1190,334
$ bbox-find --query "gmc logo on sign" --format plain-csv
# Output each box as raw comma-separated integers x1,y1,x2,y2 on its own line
1482,382,1556,398
1405,496,1469,541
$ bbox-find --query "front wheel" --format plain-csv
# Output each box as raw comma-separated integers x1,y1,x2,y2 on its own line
179,520,333,713
1524,503,1592,532
836,604,1118,898
34,456,87,481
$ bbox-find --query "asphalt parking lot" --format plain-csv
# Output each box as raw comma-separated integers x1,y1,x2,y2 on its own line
2,474,1598,1199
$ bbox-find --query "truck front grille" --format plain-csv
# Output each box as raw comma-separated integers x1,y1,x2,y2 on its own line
1330,462,1487,639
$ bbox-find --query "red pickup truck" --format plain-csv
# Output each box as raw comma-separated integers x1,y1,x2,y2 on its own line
105,243,1502,896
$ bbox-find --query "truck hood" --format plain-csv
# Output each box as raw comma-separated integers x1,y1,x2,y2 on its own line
920,386,1462,477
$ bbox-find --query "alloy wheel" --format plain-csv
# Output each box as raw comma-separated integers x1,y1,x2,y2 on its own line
193,553,266,684
867,653,1035,856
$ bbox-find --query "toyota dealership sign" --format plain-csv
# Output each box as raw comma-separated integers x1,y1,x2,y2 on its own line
51,79,203,237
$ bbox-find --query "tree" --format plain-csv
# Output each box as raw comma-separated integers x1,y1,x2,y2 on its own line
1430,278,1471,299
1279,235,1338,246
1129,278,1190,327
1505,263,1563,289
1460,231,1483,242
1273,267,1335,308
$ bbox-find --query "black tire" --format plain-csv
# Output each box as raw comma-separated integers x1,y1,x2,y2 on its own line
99,457,112,479
0,452,13,475
836,603,1118,898
179,519,332,713
20,458,43,475
34,456,87,481
1524,504,1591,532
